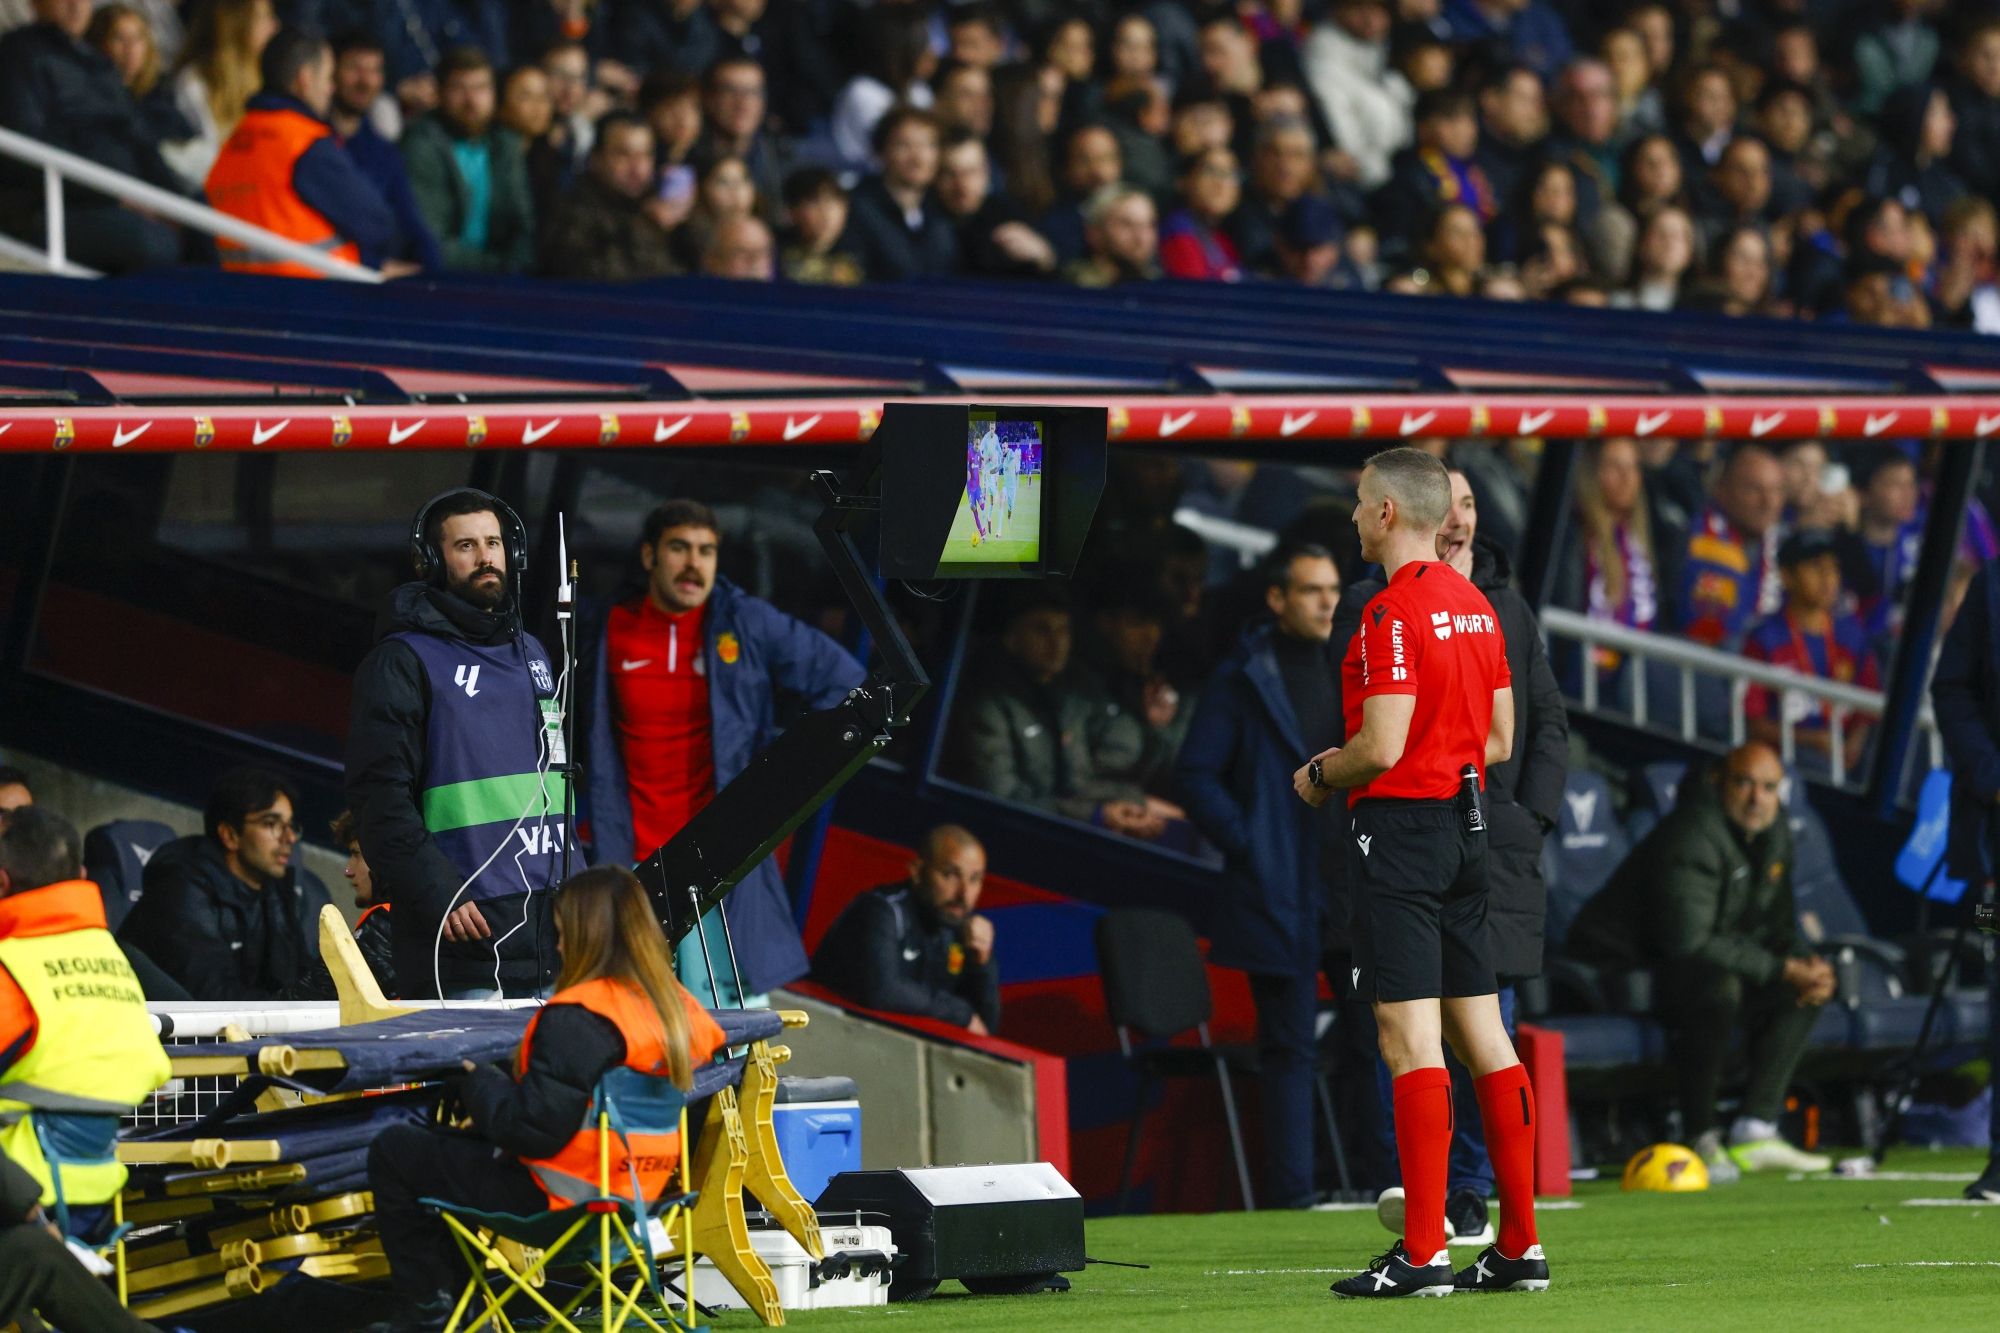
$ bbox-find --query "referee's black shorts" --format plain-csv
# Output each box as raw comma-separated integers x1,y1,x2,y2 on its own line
1346,798,1494,1004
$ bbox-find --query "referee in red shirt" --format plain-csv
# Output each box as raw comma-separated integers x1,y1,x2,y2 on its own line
1293,448,1548,1298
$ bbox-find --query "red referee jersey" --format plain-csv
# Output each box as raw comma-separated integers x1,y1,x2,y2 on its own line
1341,560,1511,803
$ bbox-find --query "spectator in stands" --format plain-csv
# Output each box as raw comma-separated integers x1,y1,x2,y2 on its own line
119,765,330,1001
667,151,756,269
1275,193,1349,288
1231,114,1324,274
1374,88,1494,261
1866,82,1966,231
582,498,863,1007
1701,134,1777,238
1176,543,1342,1209
1755,81,1818,217
1841,451,1922,642
329,29,440,272
697,56,783,224
1566,742,1834,1177
701,213,774,280
87,2,191,145
1473,61,1546,205
1930,553,2000,1203
1852,0,1939,118
1442,0,1571,79
1742,528,1880,777
403,45,535,273
936,128,1055,279
1078,582,1189,798
1303,0,1409,193
161,0,275,188
1561,437,1668,643
1935,196,2000,335
842,106,956,282
0,767,30,817
639,67,700,179
946,5,1005,69
1544,58,1620,222
811,825,1000,1035
205,28,400,278
500,63,568,231
830,5,935,172
1679,442,1786,647
1065,184,1160,287
542,109,677,279
1690,222,1778,318
376,0,508,114
0,0,197,272
932,58,994,139
1778,439,1855,533
1947,19,2000,205
1619,132,1687,219
541,37,602,167
1041,121,1124,266
779,167,860,285
1159,145,1245,281
954,586,1168,841
1602,24,1662,140
1403,200,1486,297
1613,204,1695,311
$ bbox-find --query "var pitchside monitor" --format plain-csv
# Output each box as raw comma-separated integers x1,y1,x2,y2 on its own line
876,403,1106,582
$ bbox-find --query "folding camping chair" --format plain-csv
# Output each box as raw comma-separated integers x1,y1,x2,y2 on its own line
423,1067,700,1333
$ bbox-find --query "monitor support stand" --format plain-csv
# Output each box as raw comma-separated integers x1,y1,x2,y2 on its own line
635,438,930,987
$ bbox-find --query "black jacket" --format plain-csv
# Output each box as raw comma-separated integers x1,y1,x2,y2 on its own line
118,836,331,1001
1932,561,2000,881
461,1004,625,1161
1332,536,1567,980
284,904,399,1001
841,176,960,281
345,583,555,997
811,884,1001,1031
0,22,186,211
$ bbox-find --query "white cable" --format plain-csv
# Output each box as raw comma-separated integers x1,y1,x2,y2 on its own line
484,647,571,995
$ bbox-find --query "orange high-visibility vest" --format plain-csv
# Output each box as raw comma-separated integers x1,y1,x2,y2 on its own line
205,106,361,278
514,976,721,1209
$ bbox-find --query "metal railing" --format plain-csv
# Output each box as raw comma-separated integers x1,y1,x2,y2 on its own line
1540,606,1944,791
0,124,382,282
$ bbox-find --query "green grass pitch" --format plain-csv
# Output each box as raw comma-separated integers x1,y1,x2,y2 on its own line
699,1150,1995,1331
945,475,1040,564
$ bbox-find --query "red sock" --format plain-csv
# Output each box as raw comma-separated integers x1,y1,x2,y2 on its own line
1474,1063,1539,1258
1392,1067,1453,1261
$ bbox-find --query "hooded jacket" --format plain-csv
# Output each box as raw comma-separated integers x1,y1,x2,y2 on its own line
118,835,330,1001
346,582,562,997
1332,535,1567,979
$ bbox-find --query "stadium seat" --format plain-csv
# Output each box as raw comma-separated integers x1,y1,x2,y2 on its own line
82,818,176,932
1624,760,1689,843
1542,770,1629,954
1094,908,1256,1213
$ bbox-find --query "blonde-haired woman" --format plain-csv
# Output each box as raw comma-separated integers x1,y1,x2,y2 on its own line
367,867,725,1330
162,0,278,187
88,3,194,144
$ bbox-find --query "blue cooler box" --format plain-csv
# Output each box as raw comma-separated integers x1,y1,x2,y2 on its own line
773,1100,861,1203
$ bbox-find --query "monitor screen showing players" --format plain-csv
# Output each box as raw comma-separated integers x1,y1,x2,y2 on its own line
938,413,1043,576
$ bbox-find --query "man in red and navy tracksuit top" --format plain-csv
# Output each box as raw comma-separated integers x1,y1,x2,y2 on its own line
1294,448,1548,1298
583,498,864,1007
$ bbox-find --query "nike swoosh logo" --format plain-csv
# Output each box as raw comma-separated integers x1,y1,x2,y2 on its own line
1399,410,1436,436
1980,413,2000,437
388,420,422,445
0,423,10,437
619,659,652,671
1749,412,1784,437
1864,412,1897,437
112,422,149,447
1159,409,1197,437
654,415,691,442
252,419,289,445
1279,410,1317,437
1516,409,1553,435
1635,410,1670,436
522,420,557,444
782,413,821,441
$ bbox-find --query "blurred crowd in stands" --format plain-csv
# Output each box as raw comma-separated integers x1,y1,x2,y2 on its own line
939,432,1996,833
0,0,1996,312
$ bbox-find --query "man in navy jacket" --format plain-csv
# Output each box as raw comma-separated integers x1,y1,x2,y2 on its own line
583,499,865,1006
1930,557,2000,1202
1176,543,1344,1208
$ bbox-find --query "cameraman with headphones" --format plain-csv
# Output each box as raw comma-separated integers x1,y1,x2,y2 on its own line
346,490,569,1000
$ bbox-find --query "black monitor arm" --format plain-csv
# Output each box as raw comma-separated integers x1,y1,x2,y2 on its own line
636,439,930,944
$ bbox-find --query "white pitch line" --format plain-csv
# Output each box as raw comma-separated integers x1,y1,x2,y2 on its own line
1204,1268,1346,1276
1901,1198,2000,1207
1855,1261,2000,1268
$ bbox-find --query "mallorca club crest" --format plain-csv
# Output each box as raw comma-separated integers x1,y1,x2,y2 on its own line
192,415,215,448
330,414,352,447
465,415,488,447
717,632,740,665
598,413,620,445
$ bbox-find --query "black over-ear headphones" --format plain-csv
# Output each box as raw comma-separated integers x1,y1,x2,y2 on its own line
409,488,530,583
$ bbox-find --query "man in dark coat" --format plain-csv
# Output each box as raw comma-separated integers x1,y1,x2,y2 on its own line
1567,743,1834,1178
1333,468,1566,1241
841,106,959,281
581,498,864,1007
1930,557,2000,1201
120,766,330,1001
541,110,679,279
811,825,1000,1034
1176,543,1344,1208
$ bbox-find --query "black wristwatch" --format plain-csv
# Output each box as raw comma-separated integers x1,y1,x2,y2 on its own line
1308,759,1329,790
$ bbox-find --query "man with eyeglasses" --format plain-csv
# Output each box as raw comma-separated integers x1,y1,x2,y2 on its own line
118,766,330,1001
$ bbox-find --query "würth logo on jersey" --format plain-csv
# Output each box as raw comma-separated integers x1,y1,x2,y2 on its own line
1434,611,1496,640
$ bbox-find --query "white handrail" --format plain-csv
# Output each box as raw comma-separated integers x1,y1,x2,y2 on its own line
0,123,382,282
1173,505,1279,568
1540,606,1942,790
